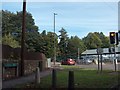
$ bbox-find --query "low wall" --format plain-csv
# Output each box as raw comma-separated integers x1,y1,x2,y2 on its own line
2,44,47,80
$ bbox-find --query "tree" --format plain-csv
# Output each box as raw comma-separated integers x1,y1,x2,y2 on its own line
2,10,17,35
83,33,102,49
94,32,110,48
37,31,58,58
2,10,39,51
2,33,20,48
45,32,56,58
67,36,86,59
58,28,69,59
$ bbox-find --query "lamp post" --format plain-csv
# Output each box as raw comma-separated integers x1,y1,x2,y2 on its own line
53,13,57,65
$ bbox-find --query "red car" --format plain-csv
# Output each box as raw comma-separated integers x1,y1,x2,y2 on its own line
61,58,75,65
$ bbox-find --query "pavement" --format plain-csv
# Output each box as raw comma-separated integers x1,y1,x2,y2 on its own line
2,69,52,89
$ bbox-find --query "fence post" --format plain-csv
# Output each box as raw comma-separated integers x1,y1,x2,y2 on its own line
35,67,40,84
52,69,57,89
68,70,74,90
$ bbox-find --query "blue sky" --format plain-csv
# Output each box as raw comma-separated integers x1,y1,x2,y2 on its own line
2,2,118,39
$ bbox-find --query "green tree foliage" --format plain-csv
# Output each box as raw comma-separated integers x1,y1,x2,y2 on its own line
2,10,39,51
58,28,69,59
94,32,110,48
83,32,110,49
67,36,86,59
33,30,58,58
2,10,111,59
25,31,40,52
2,10,17,35
45,32,58,58
2,33,20,48
83,33,102,49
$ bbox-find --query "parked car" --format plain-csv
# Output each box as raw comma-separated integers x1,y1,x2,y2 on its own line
61,58,75,65
78,57,92,64
85,59,92,64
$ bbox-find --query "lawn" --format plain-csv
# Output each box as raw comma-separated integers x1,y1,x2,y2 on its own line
15,69,119,89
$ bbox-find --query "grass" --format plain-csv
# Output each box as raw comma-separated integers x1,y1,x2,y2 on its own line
15,69,119,89
61,65,80,69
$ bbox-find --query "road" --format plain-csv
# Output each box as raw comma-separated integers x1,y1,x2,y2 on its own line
76,63,120,71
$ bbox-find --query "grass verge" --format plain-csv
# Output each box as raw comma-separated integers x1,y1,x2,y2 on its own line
15,69,119,89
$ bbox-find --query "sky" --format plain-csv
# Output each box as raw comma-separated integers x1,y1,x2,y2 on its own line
2,1,119,39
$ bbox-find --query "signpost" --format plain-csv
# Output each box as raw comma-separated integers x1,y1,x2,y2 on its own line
96,48,103,72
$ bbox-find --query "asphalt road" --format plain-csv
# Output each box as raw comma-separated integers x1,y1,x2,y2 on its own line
77,63,120,71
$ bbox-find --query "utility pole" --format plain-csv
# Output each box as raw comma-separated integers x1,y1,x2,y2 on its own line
53,13,57,65
20,0,26,76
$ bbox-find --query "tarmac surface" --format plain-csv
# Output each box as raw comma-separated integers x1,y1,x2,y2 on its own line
77,63,120,71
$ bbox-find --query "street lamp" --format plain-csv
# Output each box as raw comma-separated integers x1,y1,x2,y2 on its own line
53,13,57,65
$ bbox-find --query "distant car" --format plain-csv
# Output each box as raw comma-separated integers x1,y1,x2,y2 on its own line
61,58,75,65
85,59,92,64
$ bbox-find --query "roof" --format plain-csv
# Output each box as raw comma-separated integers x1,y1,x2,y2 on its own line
82,46,120,55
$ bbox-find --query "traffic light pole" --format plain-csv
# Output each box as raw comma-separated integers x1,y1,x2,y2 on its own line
109,32,118,72
97,48,100,72
100,54,102,72
114,45,117,72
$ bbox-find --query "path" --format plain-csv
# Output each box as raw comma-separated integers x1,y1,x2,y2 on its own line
2,69,52,89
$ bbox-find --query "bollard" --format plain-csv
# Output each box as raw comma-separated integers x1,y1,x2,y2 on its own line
52,69,57,89
35,67,40,84
68,71,74,90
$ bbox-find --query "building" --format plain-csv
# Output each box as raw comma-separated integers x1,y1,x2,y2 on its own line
81,46,120,61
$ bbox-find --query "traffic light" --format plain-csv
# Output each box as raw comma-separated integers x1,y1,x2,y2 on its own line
110,32,115,44
118,31,120,42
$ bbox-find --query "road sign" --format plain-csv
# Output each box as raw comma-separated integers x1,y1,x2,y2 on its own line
96,48,103,54
4,63,17,68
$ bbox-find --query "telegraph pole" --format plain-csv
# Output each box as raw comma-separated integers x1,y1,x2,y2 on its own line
20,0,26,76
